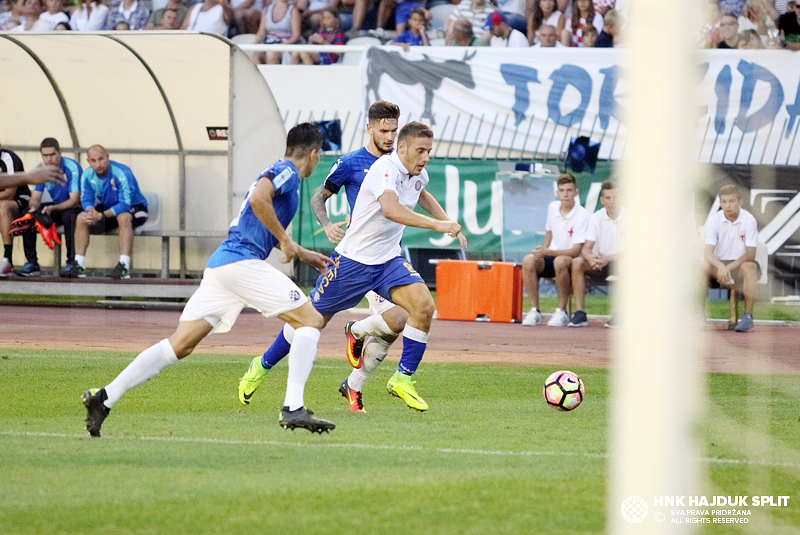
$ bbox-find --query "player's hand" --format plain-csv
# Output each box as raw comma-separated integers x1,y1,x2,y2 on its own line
716,266,732,286
323,221,347,244
27,165,66,186
278,237,301,263
297,247,334,272
531,245,545,260
457,231,468,250
41,205,54,216
84,207,104,225
435,220,461,237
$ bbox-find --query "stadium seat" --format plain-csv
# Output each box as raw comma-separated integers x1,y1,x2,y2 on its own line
428,3,456,32
429,38,447,46
231,33,257,45
341,37,381,65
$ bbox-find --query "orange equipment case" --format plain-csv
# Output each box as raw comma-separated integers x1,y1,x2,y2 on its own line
435,260,523,322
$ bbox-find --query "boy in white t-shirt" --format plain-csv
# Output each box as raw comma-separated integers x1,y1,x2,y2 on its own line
522,173,589,327
703,183,759,332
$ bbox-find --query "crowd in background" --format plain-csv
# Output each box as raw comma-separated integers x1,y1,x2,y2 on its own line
1,0,798,53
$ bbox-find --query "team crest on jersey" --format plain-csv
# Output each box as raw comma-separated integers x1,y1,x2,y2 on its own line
312,291,320,302
415,180,422,191
289,290,301,301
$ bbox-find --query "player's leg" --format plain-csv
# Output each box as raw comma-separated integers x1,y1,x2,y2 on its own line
58,207,80,275
20,198,39,276
735,261,758,332
547,255,572,327
521,252,545,325
73,210,94,277
111,211,133,278
0,200,19,275
568,256,590,327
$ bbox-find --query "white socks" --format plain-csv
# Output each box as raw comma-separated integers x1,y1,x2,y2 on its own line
119,255,131,269
283,326,320,411
75,255,85,268
352,314,396,339
348,336,391,392
104,338,178,408
282,323,296,344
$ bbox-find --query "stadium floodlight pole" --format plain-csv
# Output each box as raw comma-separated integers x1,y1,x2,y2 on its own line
611,0,706,531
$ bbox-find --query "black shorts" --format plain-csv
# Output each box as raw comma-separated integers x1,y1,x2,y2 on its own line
586,262,614,284
540,255,556,278
88,203,148,235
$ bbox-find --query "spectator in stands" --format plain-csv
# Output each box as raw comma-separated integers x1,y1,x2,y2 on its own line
483,9,528,45
703,183,759,332
568,180,624,328
561,0,602,46
229,0,260,34
31,0,68,30
699,0,722,47
521,173,589,327
720,0,747,18
739,0,779,40
27,138,82,278
336,0,371,32
788,0,796,13
74,145,149,280
376,0,423,35
8,0,43,31
778,2,800,48
391,7,430,49
114,19,129,28
54,20,69,27
157,7,180,27
716,13,742,47
446,0,494,43
296,0,330,33
145,0,188,29
739,27,765,46
296,7,346,63
181,0,233,35
445,16,480,44
0,143,36,277
494,0,526,34
580,22,596,45
532,22,563,45
592,0,612,16
70,0,109,31
104,0,150,30
594,7,621,46
0,0,24,29
527,0,564,45
252,0,302,64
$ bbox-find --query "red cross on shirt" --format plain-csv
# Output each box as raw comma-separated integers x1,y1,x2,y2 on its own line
740,234,745,242
568,228,574,237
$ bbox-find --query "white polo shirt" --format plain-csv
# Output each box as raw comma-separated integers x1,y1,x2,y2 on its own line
545,200,589,251
704,208,758,262
586,207,626,257
336,151,429,265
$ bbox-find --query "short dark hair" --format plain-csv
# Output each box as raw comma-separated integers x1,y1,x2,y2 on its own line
398,121,433,144
40,138,60,151
601,179,616,192
285,122,323,157
409,7,426,20
718,183,742,200
368,100,400,124
557,173,577,187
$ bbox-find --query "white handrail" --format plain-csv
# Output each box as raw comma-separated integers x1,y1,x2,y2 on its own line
237,43,379,52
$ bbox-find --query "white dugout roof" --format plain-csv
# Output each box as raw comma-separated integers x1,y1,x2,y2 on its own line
0,32,284,268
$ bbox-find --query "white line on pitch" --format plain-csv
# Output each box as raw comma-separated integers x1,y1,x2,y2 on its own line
1,430,797,468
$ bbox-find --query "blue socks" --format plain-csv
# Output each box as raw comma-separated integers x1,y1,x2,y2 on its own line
261,325,293,369
397,325,429,376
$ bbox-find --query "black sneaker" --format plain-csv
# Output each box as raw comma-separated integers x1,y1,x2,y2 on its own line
82,388,110,438
279,406,335,433
108,262,130,280
60,262,80,278
20,262,41,277
568,310,589,327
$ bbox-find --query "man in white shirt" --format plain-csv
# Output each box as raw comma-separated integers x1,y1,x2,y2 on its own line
31,0,68,30
703,183,760,332
522,173,589,327
483,10,529,46
532,24,565,47
569,180,624,327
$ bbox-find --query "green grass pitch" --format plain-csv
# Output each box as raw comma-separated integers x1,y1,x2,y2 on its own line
0,348,797,534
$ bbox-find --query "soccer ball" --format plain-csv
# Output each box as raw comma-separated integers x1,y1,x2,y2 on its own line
543,370,584,411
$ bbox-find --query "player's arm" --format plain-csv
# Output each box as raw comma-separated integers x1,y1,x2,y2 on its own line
532,230,552,260
417,189,467,248
310,185,346,244
0,185,16,201
28,190,43,212
378,189,460,237
0,166,64,189
546,242,584,258
726,246,756,271
250,176,333,272
704,243,732,285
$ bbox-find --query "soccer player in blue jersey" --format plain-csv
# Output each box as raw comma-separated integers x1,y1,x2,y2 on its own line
82,123,336,437
26,138,83,277
240,121,465,413
74,145,149,279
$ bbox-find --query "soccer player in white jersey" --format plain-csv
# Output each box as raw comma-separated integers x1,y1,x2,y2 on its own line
569,180,625,328
521,173,590,327
82,123,336,437
240,122,465,412
703,183,760,332
239,101,412,414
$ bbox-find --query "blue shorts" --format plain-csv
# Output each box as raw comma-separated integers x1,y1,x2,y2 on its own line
395,1,421,26
309,252,425,316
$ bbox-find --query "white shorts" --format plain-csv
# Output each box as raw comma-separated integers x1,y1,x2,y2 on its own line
366,290,395,315
180,259,308,334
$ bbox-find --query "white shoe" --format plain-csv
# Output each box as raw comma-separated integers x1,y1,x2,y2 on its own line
0,257,12,277
522,308,541,326
547,308,569,327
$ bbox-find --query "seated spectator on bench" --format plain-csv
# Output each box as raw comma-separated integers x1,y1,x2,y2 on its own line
483,10,528,46
0,143,36,277
532,23,564,46
0,0,26,31
75,145,148,280
716,13,742,47
561,0,603,46
181,0,233,35
145,0,188,29
376,0,424,35
446,0,495,44
527,0,564,45
778,2,800,49
446,16,481,45
70,0,109,31
391,7,430,49
251,0,302,64
104,0,150,29
569,180,625,328
594,7,621,47
31,0,68,30
580,23,597,45
7,0,43,31
702,183,759,333
296,7,346,64
26,138,82,278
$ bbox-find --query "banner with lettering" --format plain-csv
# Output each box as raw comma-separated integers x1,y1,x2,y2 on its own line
358,47,800,166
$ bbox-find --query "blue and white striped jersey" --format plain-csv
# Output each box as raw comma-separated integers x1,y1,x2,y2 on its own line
81,161,147,215
206,160,300,268
34,156,82,204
